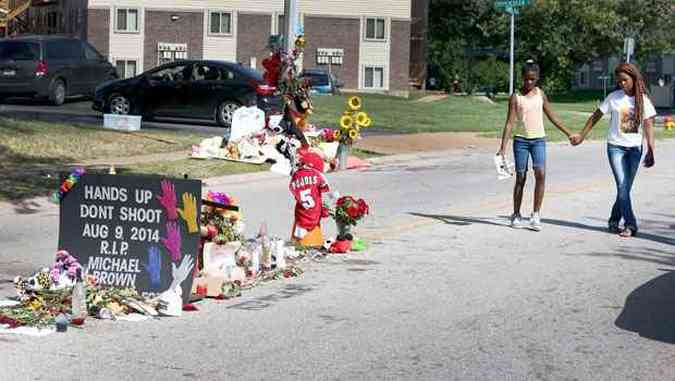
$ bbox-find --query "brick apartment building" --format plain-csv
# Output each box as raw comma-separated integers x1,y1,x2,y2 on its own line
8,0,413,96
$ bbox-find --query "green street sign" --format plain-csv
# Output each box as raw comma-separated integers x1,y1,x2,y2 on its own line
495,0,530,7
495,0,530,14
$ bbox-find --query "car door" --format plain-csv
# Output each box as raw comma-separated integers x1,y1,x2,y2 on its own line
187,63,235,118
142,63,190,117
45,39,83,94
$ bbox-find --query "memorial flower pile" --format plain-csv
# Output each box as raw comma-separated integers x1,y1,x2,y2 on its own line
335,97,372,145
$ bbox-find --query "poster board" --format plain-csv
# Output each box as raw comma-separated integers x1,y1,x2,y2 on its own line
58,174,201,304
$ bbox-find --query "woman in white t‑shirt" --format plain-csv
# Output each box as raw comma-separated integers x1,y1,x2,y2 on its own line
571,63,656,238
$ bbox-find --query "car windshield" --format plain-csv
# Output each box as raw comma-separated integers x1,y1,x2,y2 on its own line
0,41,40,61
304,73,329,86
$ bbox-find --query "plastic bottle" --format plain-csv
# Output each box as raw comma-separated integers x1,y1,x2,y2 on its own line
71,273,87,320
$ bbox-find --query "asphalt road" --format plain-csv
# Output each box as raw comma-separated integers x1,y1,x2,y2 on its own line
2,138,675,380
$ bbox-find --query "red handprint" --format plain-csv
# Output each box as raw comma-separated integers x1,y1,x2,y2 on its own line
157,180,178,220
161,222,182,262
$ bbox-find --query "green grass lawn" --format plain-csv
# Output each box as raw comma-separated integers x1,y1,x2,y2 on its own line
0,118,209,201
311,92,602,141
312,91,674,142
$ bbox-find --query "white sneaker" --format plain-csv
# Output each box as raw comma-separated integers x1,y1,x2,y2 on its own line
530,212,542,231
511,214,524,229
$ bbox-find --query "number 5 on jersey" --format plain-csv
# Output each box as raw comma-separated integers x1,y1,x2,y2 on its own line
300,189,316,209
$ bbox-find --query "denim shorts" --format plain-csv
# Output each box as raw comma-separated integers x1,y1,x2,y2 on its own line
513,136,546,173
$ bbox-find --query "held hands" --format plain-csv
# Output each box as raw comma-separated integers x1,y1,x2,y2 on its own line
569,134,583,146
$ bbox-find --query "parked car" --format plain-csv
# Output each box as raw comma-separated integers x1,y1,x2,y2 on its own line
0,35,117,105
300,68,342,95
93,60,280,128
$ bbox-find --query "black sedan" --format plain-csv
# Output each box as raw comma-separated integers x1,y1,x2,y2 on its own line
93,60,280,127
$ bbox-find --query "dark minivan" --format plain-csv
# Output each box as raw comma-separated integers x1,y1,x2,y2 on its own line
0,35,117,105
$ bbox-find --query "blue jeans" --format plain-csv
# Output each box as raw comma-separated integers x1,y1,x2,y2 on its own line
607,143,642,232
513,137,546,173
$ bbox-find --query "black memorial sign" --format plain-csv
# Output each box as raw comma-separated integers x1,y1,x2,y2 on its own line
58,174,201,304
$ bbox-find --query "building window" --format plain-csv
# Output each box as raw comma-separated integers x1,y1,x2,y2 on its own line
47,12,57,33
578,71,587,87
209,11,232,35
115,59,137,79
116,8,139,32
364,66,384,89
365,17,386,40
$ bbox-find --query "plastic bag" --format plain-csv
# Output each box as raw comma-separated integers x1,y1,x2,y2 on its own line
494,154,515,180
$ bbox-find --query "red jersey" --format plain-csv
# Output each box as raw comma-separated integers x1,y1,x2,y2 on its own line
289,168,329,230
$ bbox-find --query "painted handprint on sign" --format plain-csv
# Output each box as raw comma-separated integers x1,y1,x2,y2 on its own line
161,222,182,262
177,192,199,233
168,254,194,293
157,180,178,220
143,246,162,291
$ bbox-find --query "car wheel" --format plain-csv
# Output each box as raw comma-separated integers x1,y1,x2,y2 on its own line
49,79,66,106
109,93,131,115
216,100,240,128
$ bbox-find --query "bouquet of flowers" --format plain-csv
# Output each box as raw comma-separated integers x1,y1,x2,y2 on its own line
332,196,369,227
335,97,372,145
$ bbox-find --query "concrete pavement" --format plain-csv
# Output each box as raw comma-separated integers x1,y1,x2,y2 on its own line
1,139,675,380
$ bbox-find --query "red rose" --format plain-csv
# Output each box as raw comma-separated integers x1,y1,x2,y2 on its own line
357,199,369,216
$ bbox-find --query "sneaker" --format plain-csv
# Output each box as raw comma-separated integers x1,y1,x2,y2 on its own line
511,214,525,229
529,212,542,232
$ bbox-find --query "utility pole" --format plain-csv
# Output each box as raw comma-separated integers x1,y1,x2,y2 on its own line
283,0,299,52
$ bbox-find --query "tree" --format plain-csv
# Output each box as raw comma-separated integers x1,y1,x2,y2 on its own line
427,0,675,92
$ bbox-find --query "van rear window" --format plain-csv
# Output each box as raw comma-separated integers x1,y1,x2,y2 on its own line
0,41,39,61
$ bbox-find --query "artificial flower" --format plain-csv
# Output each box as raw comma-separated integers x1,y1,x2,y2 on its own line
348,96,362,111
339,115,353,129
355,112,369,126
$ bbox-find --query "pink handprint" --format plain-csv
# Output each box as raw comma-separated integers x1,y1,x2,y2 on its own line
157,180,178,220
161,222,182,262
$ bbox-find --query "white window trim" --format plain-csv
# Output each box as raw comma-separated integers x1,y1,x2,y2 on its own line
114,7,140,34
207,10,233,37
364,17,387,42
363,65,385,89
114,58,139,79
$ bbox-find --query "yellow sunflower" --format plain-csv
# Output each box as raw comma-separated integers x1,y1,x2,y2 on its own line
363,117,372,128
334,129,342,140
355,112,369,126
340,115,354,129
348,96,362,111
349,128,359,140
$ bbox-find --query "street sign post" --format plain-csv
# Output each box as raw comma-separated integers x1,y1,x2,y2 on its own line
494,0,531,94
623,37,635,64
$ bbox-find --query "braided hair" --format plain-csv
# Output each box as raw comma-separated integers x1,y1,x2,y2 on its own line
521,59,540,77
614,63,649,123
